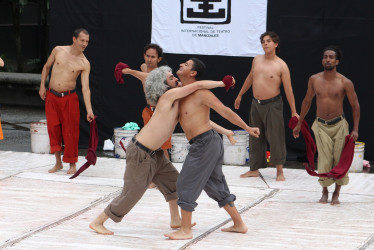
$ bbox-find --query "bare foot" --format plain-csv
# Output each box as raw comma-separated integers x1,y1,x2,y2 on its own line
319,191,328,204
164,229,192,240
240,170,259,178
221,224,248,234
170,222,197,229
67,165,77,175
331,192,340,205
148,182,157,189
89,223,114,235
48,163,63,173
276,173,285,181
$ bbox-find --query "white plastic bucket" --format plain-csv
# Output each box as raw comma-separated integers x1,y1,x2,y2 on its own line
223,130,247,166
30,121,50,154
170,133,190,163
349,141,365,173
113,128,138,159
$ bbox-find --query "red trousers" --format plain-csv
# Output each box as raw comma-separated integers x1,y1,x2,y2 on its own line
45,91,80,163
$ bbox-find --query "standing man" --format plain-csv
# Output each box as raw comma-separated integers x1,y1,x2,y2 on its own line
39,28,95,174
293,46,360,205
164,58,260,240
234,31,299,181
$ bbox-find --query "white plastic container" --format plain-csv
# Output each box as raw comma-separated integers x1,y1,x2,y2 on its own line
113,128,138,159
170,133,190,163
223,130,247,166
30,121,50,154
349,141,365,173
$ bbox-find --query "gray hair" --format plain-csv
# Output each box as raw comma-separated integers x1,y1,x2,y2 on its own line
145,66,172,106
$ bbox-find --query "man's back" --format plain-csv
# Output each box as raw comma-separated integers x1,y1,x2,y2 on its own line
179,90,211,140
50,46,88,91
136,91,180,150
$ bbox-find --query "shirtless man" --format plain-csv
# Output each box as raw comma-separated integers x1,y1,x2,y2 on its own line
90,66,235,235
234,31,298,181
0,57,4,67
39,28,94,174
164,58,260,240
293,46,360,205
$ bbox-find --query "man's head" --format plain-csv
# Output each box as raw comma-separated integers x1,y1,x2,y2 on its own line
176,58,206,81
260,31,280,54
72,28,89,52
322,46,342,71
143,43,163,71
145,66,180,106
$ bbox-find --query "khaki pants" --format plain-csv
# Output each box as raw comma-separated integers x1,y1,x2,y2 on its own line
105,142,179,222
311,118,349,187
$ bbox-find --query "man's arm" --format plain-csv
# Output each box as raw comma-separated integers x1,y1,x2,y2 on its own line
344,78,360,141
81,60,94,122
209,120,236,145
292,76,316,138
234,58,256,109
203,91,260,138
165,79,226,103
122,68,149,89
0,57,4,67
281,61,299,118
39,47,57,100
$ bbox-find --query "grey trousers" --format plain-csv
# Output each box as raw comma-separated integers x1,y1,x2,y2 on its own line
177,130,236,212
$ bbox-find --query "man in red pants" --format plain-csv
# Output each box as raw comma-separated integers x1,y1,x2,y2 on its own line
39,28,95,174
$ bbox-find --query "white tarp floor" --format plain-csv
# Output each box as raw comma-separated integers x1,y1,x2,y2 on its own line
0,151,373,250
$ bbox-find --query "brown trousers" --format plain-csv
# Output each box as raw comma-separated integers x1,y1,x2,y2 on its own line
105,141,179,222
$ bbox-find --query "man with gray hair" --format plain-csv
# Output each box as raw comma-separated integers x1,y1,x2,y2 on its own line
90,66,235,235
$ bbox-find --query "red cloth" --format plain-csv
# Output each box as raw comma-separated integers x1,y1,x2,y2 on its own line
45,91,80,163
222,75,235,92
288,116,355,179
114,62,130,84
70,117,98,179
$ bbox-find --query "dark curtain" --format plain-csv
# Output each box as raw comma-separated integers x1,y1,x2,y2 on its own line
49,0,374,160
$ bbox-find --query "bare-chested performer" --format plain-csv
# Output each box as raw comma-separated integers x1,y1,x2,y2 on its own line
39,28,95,175
234,31,299,181
90,66,235,235
293,46,360,205
164,58,260,240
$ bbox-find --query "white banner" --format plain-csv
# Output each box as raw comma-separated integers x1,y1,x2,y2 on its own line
151,0,267,57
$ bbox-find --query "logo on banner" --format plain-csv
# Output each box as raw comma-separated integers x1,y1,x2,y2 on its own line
181,0,231,24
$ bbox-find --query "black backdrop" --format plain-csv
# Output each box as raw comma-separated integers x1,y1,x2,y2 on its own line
49,0,374,161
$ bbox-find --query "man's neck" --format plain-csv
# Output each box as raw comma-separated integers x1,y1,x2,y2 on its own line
69,45,82,56
323,69,338,80
179,76,197,86
264,52,276,60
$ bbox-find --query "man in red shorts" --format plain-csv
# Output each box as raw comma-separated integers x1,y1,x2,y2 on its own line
39,28,95,174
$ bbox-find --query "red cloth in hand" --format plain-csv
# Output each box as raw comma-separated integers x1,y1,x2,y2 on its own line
288,116,355,179
222,75,235,92
70,117,98,179
114,62,130,84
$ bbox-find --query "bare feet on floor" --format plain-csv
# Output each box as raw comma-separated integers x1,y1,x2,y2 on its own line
164,229,193,240
319,191,328,204
221,224,248,234
276,172,285,181
170,222,197,229
67,165,77,175
240,170,259,178
89,222,114,235
331,192,340,205
48,163,63,173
